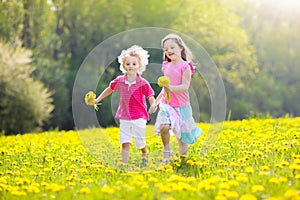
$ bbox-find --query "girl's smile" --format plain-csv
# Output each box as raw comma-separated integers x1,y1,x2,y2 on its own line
163,39,182,62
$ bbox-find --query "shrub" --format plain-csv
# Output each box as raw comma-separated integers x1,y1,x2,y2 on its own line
0,41,54,134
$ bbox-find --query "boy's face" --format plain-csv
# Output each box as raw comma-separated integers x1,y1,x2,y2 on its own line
163,39,182,61
123,56,140,75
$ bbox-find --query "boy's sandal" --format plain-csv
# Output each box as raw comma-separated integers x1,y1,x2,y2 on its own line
161,150,173,163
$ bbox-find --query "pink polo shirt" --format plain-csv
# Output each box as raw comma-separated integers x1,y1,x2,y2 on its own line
109,74,154,120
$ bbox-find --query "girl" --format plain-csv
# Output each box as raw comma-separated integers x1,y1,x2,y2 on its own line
94,45,155,164
149,34,203,162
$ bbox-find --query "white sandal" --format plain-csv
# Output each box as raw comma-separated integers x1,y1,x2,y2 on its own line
161,150,173,163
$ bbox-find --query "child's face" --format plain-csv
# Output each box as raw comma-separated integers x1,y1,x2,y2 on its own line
163,39,182,61
123,56,140,75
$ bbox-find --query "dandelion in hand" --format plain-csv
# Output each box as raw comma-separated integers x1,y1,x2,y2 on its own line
158,76,171,102
84,91,101,111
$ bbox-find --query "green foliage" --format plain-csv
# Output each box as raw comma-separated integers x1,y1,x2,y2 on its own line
230,0,300,118
32,58,72,130
172,0,259,88
0,42,54,134
1,0,300,131
0,0,24,41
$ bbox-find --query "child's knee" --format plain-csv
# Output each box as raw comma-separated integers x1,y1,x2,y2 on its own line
160,125,170,134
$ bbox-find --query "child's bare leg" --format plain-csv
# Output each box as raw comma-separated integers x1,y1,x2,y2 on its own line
177,138,188,156
160,124,170,149
122,143,130,163
160,124,172,159
141,146,148,158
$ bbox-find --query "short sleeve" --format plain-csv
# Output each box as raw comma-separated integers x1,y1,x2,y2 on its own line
182,61,195,74
143,80,155,98
188,61,195,74
109,76,122,91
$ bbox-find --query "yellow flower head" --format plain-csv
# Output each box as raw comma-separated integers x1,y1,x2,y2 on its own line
157,76,171,102
158,76,170,87
84,91,99,111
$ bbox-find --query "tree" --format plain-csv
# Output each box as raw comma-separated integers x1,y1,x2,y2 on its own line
231,0,300,117
169,0,259,120
0,0,24,41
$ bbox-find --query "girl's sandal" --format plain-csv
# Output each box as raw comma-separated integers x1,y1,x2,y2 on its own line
141,153,148,166
161,150,173,163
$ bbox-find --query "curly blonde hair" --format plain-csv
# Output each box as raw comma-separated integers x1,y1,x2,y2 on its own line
117,45,149,75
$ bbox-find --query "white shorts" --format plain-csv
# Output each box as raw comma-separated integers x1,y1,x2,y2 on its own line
119,119,147,149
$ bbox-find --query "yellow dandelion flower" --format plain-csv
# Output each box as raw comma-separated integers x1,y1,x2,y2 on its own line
278,177,288,183
289,163,300,170
215,195,227,200
269,177,280,184
11,190,27,196
157,76,170,87
264,197,283,200
284,189,299,198
293,155,300,159
236,174,248,183
157,76,171,102
251,185,265,193
101,185,115,194
224,190,239,199
80,187,90,194
219,183,230,190
245,166,254,173
294,159,300,165
155,183,172,193
25,185,40,193
148,177,158,183
84,91,100,111
165,197,175,200
261,165,270,171
0,177,7,184
240,194,257,200
228,180,239,187
281,161,289,167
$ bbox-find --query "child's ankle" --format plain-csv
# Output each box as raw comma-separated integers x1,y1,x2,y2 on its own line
142,153,148,158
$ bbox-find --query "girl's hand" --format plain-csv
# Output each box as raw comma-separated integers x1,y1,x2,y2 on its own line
164,86,171,93
148,104,157,114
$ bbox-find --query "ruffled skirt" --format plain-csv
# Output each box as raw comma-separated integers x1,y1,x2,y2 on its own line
154,103,202,144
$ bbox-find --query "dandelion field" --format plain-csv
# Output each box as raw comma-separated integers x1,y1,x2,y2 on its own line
0,117,300,200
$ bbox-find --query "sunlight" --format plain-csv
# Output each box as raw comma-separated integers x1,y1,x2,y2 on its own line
273,0,300,8
267,0,300,16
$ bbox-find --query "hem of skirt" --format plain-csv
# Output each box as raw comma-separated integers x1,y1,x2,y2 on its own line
181,128,203,144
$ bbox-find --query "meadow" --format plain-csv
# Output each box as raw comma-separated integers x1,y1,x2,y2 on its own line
0,117,300,200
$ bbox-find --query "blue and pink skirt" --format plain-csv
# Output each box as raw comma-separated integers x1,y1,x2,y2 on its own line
154,103,203,144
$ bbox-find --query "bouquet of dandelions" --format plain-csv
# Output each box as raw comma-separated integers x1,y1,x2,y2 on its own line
84,91,101,111
158,76,171,102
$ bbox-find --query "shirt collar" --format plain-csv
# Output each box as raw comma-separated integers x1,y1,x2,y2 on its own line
125,80,136,85
124,74,141,85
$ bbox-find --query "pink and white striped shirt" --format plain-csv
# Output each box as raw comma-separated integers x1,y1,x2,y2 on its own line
109,74,154,120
